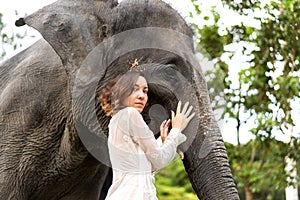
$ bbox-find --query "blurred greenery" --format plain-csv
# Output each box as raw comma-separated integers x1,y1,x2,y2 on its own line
155,158,198,200
0,11,28,60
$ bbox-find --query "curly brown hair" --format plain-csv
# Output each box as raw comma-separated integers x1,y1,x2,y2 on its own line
99,71,146,116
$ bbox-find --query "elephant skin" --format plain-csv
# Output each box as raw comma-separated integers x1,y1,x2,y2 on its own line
0,0,240,199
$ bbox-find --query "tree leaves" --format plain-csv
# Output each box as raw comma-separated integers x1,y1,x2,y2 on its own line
155,158,197,200
0,12,28,60
191,0,300,198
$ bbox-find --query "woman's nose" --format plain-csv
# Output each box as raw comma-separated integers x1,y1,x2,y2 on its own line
137,90,145,99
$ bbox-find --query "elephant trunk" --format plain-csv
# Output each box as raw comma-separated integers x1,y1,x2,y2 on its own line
182,69,240,199
183,123,239,199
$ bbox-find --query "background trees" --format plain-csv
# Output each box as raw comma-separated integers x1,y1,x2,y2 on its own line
155,158,198,200
190,0,300,199
0,11,28,60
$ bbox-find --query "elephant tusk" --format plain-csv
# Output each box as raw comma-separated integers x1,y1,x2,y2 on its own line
177,149,184,160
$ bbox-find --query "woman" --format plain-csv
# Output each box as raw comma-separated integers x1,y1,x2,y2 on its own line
100,70,195,200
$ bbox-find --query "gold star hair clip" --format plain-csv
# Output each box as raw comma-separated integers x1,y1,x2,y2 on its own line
129,58,143,71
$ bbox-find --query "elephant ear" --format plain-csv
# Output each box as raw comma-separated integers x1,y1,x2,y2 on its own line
16,0,118,85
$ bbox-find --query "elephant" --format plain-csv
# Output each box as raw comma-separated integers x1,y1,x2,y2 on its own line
0,0,240,199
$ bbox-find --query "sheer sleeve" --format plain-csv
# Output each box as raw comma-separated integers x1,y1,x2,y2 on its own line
117,107,186,171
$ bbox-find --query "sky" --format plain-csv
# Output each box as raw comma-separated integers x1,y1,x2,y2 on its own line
0,0,56,57
0,0,299,145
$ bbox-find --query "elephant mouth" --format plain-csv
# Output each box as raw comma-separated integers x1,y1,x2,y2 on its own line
135,64,183,137
142,82,177,135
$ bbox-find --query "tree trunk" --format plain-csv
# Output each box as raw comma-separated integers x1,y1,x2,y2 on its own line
285,120,299,200
245,184,252,200
285,161,299,200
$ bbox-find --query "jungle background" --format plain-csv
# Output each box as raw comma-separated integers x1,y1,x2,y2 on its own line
0,0,299,200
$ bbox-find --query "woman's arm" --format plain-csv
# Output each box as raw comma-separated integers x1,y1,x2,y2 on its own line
125,107,186,171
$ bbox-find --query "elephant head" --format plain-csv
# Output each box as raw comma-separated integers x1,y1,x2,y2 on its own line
0,0,240,199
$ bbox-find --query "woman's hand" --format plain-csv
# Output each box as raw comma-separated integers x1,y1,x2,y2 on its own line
171,101,195,132
160,119,171,143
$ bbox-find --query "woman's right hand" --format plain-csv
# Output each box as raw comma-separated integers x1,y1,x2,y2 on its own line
171,101,195,132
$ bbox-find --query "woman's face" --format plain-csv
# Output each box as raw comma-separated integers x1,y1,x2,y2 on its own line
123,76,148,113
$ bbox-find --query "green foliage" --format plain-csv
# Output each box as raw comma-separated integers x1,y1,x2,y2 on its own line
155,158,198,200
226,139,289,198
0,11,28,60
191,0,300,199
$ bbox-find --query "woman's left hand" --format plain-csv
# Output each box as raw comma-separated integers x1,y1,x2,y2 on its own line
160,119,171,143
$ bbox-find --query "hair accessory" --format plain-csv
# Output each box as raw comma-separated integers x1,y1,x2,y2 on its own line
129,58,143,71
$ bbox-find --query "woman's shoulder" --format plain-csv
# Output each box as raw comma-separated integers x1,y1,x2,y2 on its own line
113,107,140,118
110,107,146,131
120,107,140,114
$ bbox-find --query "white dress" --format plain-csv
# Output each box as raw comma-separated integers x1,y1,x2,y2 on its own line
105,107,187,200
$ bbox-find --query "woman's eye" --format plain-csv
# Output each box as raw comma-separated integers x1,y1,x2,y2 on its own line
144,90,148,94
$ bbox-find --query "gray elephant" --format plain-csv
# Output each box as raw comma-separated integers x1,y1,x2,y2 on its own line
0,0,239,199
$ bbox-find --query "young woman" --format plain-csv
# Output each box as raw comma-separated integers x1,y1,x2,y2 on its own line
100,70,195,200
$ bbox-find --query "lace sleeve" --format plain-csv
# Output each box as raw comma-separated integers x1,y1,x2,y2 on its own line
117,107,186,171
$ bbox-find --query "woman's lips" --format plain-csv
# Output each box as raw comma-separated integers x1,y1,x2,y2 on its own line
135,102,144,107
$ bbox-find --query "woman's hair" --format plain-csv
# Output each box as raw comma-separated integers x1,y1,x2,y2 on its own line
99,71,146,116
